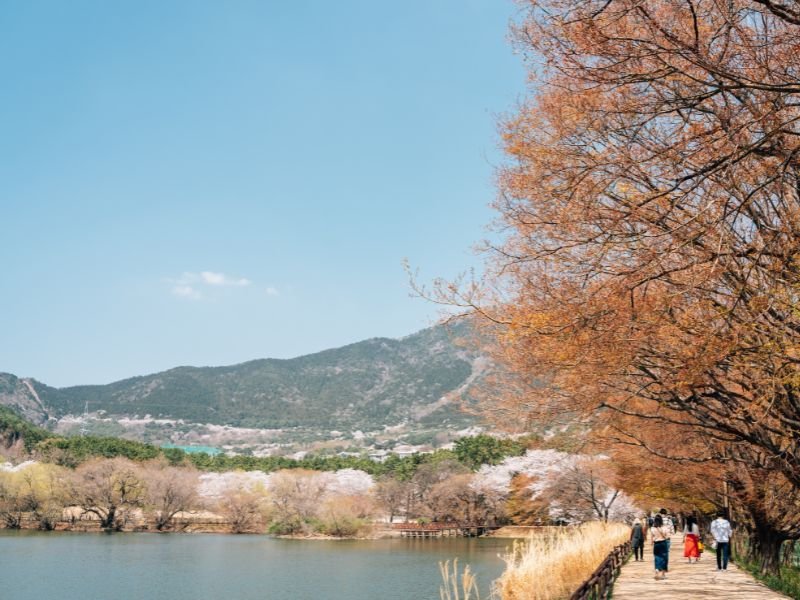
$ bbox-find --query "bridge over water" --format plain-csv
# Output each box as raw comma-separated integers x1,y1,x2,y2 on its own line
390,522,500,538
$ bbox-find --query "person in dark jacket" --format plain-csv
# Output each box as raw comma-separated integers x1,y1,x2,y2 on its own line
631,518,646,561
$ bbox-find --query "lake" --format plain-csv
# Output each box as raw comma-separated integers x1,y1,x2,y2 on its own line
0,531,511,599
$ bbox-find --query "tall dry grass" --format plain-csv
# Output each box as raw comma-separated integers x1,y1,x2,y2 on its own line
440,558,480,600
495,522,630,600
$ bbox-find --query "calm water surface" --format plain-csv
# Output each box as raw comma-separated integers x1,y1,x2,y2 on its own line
0,531,510,599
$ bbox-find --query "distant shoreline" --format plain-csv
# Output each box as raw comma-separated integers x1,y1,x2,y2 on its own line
0,518,406,539
0,520,527,540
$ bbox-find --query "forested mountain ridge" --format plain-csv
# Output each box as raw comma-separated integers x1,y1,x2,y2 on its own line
0,323,484,433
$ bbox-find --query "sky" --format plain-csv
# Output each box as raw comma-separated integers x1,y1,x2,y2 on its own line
0,0,527,387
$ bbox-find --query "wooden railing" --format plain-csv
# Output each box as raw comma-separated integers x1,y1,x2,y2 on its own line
568,541,631,600
390,521,500,530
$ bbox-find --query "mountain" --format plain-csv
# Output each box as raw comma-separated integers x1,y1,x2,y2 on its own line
0,323,487,440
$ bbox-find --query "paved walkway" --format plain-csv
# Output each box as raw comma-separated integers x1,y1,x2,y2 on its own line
612,536,790,599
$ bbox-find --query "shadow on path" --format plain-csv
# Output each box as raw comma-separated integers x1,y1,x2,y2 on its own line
612,536,790,599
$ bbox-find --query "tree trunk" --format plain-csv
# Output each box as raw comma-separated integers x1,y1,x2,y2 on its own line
3,512,22,529
736,528,757,564
754,524,787,577
782,541,796,567
102,506,117,531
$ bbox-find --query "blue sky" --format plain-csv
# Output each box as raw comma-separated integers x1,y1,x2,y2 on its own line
0,0,526,387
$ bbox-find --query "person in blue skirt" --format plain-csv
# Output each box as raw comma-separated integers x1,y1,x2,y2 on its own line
659,508,676,572
651,514,671,580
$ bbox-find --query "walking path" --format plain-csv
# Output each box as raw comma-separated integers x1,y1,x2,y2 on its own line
612,536,790,599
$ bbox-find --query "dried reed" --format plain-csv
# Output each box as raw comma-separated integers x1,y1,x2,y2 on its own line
495,522,630,600
440,558,481,600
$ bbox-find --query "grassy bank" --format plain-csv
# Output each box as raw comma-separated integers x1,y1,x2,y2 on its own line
736,556,800,599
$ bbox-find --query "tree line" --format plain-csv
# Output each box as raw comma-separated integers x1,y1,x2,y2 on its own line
1,407,639,537
0,407,526,480
1,410,539,535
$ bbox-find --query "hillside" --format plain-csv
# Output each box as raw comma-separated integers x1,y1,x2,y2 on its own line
0,323,486,445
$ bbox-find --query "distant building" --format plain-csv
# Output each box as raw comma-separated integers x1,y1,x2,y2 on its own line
161,444,222,456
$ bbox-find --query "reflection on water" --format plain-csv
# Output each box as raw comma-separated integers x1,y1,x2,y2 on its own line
0,531,511,600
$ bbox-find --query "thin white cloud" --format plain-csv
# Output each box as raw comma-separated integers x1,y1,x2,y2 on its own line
199,271,251,287
265,286,280,297
172,271,252,287
172,285,202,300
167,270,252,300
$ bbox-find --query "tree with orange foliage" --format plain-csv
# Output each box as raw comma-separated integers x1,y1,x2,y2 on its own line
437,0,800,490
723,445,800,575
506,473,548,525
423,0,800,577
611,444,716,516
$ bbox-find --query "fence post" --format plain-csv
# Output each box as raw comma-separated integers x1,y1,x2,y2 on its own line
568,541,632,600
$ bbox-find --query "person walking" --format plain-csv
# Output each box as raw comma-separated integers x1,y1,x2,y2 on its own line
651,514,670,580
710,510,733,571
683,515,701,562
631,518,646,561
659,508,676,572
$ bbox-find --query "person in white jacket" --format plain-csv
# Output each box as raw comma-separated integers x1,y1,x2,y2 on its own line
709,511,733,571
